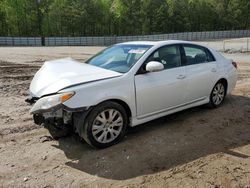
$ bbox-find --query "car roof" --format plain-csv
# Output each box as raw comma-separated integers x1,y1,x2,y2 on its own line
119,40,195,46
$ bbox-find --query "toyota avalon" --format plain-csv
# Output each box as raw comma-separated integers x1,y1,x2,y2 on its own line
26,40,238,148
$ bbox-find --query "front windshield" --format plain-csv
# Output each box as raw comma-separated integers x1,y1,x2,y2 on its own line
85,44,152,73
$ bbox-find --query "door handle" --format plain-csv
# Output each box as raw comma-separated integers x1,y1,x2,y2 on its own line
176,75,186,79
211,68,217,72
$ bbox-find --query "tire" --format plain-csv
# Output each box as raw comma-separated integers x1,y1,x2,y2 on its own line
209,81,226,108
81,101,128,148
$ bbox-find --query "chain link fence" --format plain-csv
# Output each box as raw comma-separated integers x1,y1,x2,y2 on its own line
197,38,250,52
0,30,250,52
0,37,42,46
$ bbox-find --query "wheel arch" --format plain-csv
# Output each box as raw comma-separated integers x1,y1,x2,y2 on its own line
87,98,133,124
73,98,132,142
105,99,132,122
217,78,228,94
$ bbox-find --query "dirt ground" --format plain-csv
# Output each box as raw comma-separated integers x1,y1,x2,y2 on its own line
0,45,250,188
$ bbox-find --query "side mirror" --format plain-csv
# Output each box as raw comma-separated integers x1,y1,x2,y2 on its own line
146,61,164,72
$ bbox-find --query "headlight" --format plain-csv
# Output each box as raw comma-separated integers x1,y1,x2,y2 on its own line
30,92,74,114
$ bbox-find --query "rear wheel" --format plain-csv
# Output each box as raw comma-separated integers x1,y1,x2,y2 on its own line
82,101,128,148
209,81,226,108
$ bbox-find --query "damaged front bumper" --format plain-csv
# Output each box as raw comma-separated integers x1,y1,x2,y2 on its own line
32,107,72,126
25,92,75,124
25,93,90,138
25,94,69,126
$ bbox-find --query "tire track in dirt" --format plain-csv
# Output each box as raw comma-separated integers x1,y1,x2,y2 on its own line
238,62,250,80
0,61,41,135
0,61,40,96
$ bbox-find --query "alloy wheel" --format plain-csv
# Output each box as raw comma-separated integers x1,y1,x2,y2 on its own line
212,83,225,105
92,109,123,143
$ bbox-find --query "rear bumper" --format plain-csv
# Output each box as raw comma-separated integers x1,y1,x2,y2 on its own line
227,69,238,94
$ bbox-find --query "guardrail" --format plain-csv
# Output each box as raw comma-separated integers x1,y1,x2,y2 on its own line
0,30,250,47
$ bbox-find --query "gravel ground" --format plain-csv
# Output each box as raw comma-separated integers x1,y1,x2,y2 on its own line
0,44,250,188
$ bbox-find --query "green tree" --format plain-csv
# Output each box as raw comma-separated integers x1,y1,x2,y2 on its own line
0,0,249,36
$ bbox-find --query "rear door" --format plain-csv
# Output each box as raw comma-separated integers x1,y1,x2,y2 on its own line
182,44,218,102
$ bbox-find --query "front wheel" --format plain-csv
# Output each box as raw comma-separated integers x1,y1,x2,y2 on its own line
209,81,226,108
81,101,128,148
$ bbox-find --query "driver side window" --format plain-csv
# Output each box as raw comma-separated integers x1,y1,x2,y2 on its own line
146,45,182,70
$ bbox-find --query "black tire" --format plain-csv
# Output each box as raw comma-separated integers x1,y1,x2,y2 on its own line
81,101,128,148
209,81,226,108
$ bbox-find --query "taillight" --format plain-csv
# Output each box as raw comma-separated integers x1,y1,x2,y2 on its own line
232,61,237,69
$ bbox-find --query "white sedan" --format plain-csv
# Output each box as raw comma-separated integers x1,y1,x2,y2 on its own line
26,40,238,148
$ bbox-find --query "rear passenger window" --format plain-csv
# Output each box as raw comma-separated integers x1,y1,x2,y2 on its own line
184,45,215,65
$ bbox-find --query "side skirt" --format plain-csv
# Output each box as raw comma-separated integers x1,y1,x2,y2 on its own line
131,97,209,127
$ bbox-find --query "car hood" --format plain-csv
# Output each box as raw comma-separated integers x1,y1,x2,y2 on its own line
29,58,122,97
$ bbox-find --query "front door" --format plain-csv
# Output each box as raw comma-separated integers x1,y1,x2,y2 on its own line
135,45,187,118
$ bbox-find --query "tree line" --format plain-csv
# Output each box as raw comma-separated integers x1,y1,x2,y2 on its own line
0,0,249,37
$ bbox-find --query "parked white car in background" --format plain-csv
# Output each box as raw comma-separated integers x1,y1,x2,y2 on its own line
26,40,238,148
